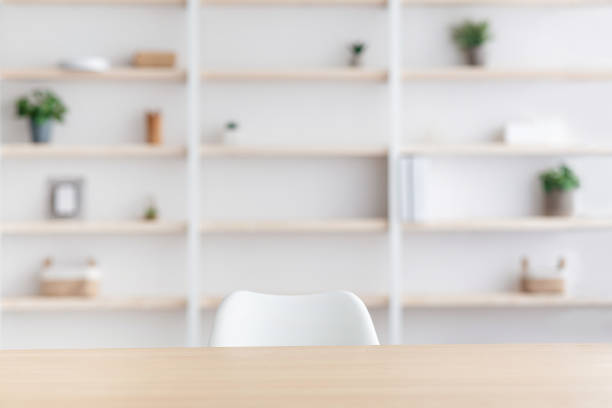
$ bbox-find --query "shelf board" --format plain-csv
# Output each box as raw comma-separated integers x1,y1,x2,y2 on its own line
403,67,612,81
402,143,612,157
204,0,385,4
1,144,187,159
402,293,612,308
0,68,186,81
404,217,612,232
200,294,389,310
3,0,184,4
402,0,612,4
2,296,187,312
202,69,387,81
200,145,387,158
201,218,389,233
1,221,187,235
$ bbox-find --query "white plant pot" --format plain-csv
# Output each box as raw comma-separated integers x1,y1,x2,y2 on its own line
223,129,242,144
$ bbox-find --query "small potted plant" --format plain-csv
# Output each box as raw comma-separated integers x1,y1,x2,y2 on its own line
16,90,67,143
539,164,580,216
451,20,491,66
348,42,367,67
223,121,241,144
143,197,159,221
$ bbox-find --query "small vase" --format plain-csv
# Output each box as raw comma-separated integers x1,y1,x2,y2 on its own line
223,129,241,144
30,118,52,143
544,190,574,217
464,47,485,66
349,54,363,68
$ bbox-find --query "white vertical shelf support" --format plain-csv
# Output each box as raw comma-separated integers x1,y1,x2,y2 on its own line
387,0,403,345
401,156,428,222
0,70,4,349
186,0,201,347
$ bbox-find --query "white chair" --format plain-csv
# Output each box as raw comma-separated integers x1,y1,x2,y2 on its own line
209,291,379,347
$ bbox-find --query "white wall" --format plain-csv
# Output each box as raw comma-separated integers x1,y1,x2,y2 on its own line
2,4,612,348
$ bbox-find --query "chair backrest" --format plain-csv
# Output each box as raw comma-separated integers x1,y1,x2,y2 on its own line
209,291,379,347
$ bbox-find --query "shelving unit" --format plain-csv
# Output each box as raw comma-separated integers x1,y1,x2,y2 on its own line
0,221,187,235
201,218,388,233
0,68,186,82
201,68,388,81
3,0,612,350
1,144,186,158
201,145,387,158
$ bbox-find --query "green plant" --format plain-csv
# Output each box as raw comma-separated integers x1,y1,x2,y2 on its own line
16,90,67,125
452,20,491,50
350,42,367,55
540,165,580,193
144,205,158,221
226,121,238,130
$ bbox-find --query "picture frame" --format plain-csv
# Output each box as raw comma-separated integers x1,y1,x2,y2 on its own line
49,178,83,219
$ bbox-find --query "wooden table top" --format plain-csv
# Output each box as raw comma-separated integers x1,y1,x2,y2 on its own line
1,344,611,407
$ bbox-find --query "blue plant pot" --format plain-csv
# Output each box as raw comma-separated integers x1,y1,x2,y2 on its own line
30,119,52,143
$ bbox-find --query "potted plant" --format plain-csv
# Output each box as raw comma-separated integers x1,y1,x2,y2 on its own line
16,90,67,143
451,20,491,66
539,164,580,216
348,42,367,67
143,197,159,221
223,121,241,144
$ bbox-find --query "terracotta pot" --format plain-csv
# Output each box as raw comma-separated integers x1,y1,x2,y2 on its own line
464,47,485,66
544,190,574,216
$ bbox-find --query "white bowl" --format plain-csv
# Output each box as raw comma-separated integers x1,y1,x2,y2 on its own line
60,57,110,72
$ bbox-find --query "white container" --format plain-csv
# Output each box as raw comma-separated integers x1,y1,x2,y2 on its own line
59,57,110,72
503,118,573,146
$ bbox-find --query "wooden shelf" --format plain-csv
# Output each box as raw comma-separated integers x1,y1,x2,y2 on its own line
3,0,184,4
204,0,385,4
201,218,388,233
404,217,612,233
2,296,187,312
202,69,387,81
0,221,187,235
403,0,612,4
200,294,389,310
402,293,612,308
201,145,387,158
0,68,186,82
403,67,612,81
1,144,186,159
402,143,612,157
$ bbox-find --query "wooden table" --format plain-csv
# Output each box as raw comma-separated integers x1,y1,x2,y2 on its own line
1,344,611,407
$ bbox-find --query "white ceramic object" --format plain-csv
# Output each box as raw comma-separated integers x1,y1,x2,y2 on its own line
503,117,573,146
223,128,242,144
209,291,379,347
59,57,110,72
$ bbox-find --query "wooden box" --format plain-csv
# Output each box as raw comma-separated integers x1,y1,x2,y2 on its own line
132,52,176,68
41,280,99,297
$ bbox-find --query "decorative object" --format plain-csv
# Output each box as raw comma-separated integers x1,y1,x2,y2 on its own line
59,57,110,72
132,51,176,68
49,178,83,219
520,256,566,294
223,121,241,144
503,117,573,146
40,257,100,297
348,42,367,67
16,90,67,143
146,111,163,145
143,197,159,221
539,164,580,216
451,20,491,66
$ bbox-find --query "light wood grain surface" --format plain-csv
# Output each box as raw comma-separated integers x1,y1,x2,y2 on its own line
0,345,611,407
